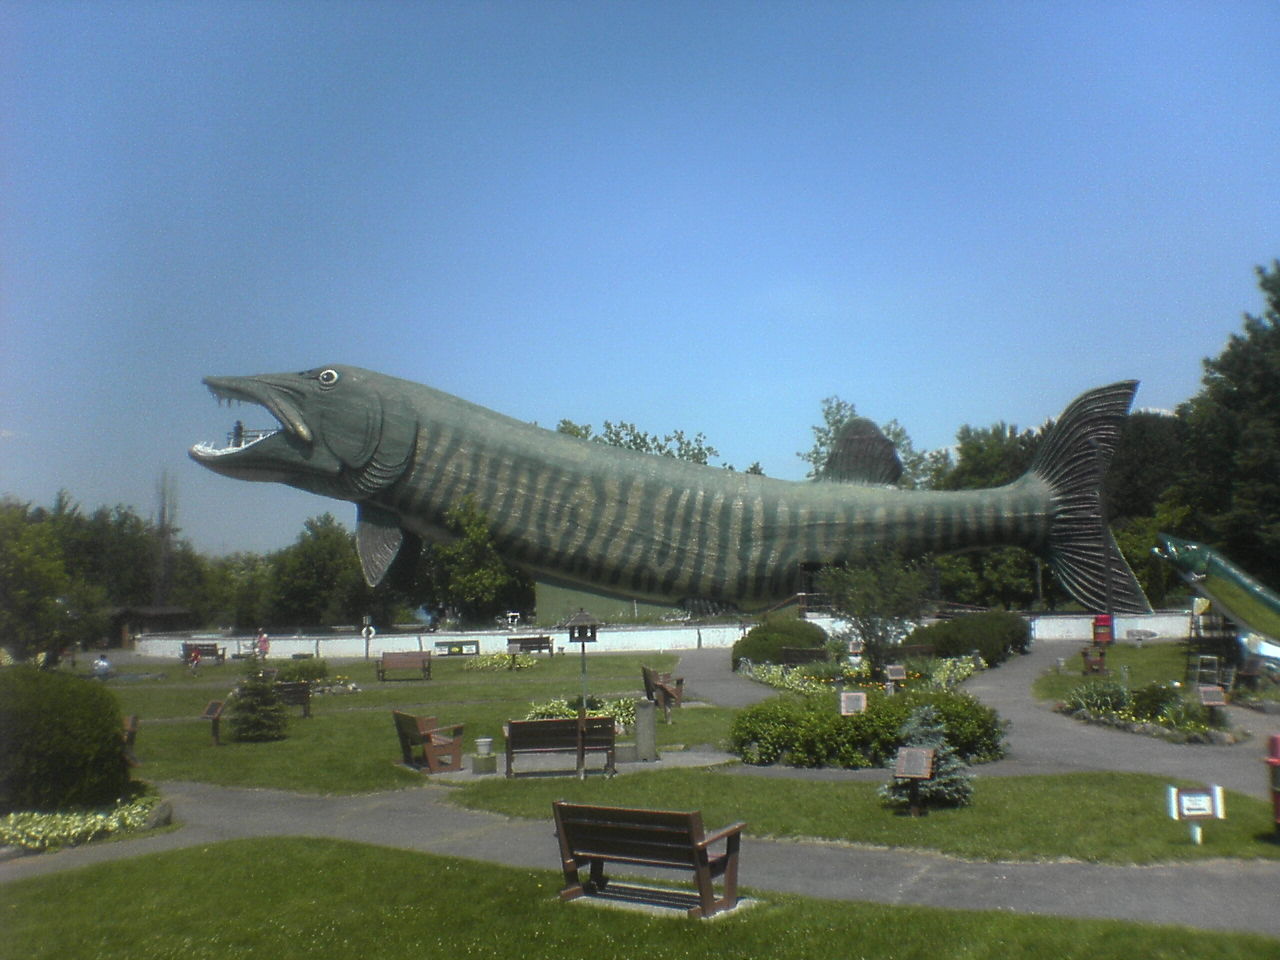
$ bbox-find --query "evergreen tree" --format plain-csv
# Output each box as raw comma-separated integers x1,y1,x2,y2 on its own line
879,705,974,810
228,663,288,742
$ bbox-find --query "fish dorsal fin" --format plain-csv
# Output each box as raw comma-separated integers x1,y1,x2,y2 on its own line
356,502,404,587
819,417,903,485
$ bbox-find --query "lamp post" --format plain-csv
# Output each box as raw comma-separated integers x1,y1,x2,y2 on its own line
565,609,599,778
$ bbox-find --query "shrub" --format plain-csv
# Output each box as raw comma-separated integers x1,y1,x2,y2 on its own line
524,696,636,728
1062,679,1131,714
275,658,329,684
1130,681,1182,721
228,667,288,742
732,616,828,669
464,653,537,672
729,689,1005,768
906,612,1030,666
0,666,131,814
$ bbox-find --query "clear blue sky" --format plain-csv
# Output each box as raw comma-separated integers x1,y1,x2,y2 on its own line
3,1,1276,556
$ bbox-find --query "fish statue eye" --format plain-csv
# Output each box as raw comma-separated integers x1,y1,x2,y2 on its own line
317,369,340,388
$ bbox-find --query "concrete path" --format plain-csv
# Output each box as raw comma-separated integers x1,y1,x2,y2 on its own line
3,641,1279,939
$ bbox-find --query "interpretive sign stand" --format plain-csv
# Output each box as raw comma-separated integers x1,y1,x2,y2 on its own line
1166,784,1225,845
202,700,225,747
894,747,936,817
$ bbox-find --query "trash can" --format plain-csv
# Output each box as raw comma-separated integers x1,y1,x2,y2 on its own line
1092,614,1113,645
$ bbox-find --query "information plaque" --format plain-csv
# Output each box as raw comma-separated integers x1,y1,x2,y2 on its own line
885,664,908,681
839,691,867,716
894,747,935,780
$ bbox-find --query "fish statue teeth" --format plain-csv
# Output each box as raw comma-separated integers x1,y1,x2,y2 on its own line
190,365,1152,615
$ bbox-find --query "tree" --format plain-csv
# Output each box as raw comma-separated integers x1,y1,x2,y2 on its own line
265,514,372,627
0,499,108,663
557,418,721,465
423,496,532,625
820,552,930,680
1176,262,1280,588
798,396,858,479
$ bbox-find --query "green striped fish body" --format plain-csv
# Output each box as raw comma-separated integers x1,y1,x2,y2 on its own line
191,366,1152,614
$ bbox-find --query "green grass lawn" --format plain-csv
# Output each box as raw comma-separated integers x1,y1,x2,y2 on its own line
3,837,1274,960
105,652,737,792
1032,640,1190,703
451,767,1280,865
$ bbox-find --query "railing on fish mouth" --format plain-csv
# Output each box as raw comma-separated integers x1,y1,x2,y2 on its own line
226,421,275,448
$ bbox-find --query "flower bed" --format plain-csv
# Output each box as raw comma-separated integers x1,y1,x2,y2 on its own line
1,794,162,852
1054,679,1247,745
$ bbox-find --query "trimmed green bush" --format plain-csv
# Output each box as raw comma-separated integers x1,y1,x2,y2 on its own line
729,688,1005,769
905,611,1030,666
275,658,329,684
0,666,131,814
1130,680,1182,721
732,616,828,669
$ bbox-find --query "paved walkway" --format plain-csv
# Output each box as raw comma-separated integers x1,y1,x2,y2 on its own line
3,639,1279,939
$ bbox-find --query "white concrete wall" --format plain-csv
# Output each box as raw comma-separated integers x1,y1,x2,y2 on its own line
133,611,1191,661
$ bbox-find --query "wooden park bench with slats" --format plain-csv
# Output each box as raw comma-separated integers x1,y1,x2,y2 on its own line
391,710,464,773
274,681,312,718
552,801,745,918
503,716,616,777
376,650,432,681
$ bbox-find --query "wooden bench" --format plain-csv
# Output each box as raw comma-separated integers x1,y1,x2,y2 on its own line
377,650,432,681
504,716,616,778
181,641,226,664
1082,645,1107,675
641,665,684,723
507,635,555,656
274,681,312,718
552,802,745,919
391,710,465,773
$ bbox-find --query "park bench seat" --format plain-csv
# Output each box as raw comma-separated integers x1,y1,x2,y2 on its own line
507,635,555,656
274,681,312,718
504,716,616,778
640,665,684,723
377,650,432,681
1082,646,1107,675
552,801,745,919
181,641,226,664
391,710,464,773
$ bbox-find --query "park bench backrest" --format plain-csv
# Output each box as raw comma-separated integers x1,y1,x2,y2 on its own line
553,802,705,869
382,651,429,667
506,716,615,751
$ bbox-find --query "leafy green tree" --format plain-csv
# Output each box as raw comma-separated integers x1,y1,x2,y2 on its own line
557,419,721,465
265,513,372,627
820,552,930,680
1176,262,1280,588
423,496,533,625
0,499,108,663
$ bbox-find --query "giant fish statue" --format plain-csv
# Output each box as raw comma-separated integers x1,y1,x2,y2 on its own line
190,365,1152,614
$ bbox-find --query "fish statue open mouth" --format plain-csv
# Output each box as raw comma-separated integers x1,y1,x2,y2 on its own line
191,365,1151,615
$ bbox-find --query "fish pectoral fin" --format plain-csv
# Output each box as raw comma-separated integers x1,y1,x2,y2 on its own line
356,503,405,587
820,417,903,486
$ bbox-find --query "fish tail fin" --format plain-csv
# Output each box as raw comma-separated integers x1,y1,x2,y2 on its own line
1030,381,1152,614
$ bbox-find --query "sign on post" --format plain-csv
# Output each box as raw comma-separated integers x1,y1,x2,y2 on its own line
1166,784,1225,845
894,747,935,780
